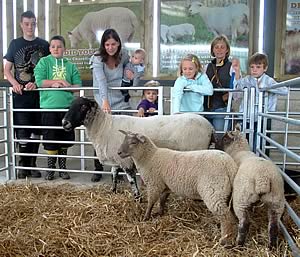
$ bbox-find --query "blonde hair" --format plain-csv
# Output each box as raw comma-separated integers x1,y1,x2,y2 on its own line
142,80,160,95
133,48,146,59
178,54,202,77
210,34,231,58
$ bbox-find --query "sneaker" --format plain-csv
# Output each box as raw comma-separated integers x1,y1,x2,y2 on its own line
59,172,70,180
45,170,55,180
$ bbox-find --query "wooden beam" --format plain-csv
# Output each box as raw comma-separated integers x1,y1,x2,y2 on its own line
16,1,24,38
27,0,35,12
38,0,46,39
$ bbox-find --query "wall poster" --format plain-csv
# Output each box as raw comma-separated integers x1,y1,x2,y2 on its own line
160,0,250,76
59,1,142,80
284,0,300,75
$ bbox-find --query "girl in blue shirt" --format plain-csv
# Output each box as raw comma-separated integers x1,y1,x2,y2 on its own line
172,54,213,114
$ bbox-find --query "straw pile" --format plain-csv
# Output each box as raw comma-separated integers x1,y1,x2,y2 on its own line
0,182,298,257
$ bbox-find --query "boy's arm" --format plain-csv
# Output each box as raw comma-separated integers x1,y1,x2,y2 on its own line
266,78,288,95
4,61,24,95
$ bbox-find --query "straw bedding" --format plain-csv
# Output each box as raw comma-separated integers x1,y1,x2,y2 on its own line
0,182,298,257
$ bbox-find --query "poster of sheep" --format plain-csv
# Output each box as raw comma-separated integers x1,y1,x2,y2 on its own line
284,0,300,75
160,0,250,74
59,2,141,79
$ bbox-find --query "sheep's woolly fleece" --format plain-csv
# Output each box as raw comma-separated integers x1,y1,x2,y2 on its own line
0,183,298,257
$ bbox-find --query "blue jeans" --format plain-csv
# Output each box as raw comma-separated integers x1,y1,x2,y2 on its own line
207,107,228,132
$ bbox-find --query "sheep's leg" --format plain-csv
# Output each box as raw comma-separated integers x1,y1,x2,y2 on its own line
111,166,119,193
144,188,161,221
158,188,170,216
125,169,141,201
201,186,236,246
268,208,280,249
236,211,250,246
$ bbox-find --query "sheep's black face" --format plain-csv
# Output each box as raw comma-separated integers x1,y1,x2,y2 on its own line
62,97,95,131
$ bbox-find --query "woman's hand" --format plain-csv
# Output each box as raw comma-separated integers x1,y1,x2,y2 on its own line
101,100,111,113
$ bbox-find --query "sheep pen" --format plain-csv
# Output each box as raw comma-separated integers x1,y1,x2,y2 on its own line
0,182,298,256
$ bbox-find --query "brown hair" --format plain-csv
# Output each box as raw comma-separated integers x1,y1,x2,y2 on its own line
248,52,268,69
21,10,36,22
97,29,122,65
178,54,202,77
210,34,231,58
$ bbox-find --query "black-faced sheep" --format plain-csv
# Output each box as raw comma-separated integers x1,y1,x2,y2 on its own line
62,97,214,200
117,130,238,246
216,125,285,248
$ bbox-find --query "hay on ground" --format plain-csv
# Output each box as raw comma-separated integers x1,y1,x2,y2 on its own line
0,183,298,257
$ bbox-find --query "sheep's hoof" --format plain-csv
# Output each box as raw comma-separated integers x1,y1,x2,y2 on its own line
143,215,150,221
219,236,234,248
111,186,117,194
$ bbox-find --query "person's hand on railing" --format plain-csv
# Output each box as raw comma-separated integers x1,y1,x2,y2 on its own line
12,83,24,94
101,99,111,113
24,82,36,90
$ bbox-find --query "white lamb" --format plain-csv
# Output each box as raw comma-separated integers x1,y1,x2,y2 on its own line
62,97,214,200
67,7,138,48
188,2,249,43
166,23,195,43
216,125,285,248
117,130,238,246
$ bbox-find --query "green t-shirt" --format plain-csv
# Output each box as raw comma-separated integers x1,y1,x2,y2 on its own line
34,55,82,109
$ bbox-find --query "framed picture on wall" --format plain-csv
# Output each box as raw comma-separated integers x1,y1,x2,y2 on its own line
275,0,300,79
159,0,251,77
59,0,142,80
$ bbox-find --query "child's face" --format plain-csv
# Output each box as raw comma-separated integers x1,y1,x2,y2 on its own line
20,17,36,38
250,63,267,78
131,53,144,65
213,41,228,60
144,90,158,103
182,60,197,79
49,39,65,58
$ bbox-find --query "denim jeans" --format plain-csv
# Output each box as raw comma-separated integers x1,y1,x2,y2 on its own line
207,107,228,132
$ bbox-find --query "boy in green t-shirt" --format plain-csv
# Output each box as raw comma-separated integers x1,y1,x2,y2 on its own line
34,35,81,180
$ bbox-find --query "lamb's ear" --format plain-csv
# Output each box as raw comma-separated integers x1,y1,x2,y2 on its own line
119,130,128,136
136,134,146,143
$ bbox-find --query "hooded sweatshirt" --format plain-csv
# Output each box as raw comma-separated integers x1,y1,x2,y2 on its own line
34,55,82,109
171,72,213,113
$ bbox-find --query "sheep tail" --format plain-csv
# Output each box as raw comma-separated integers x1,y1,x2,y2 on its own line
255,175,271,195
